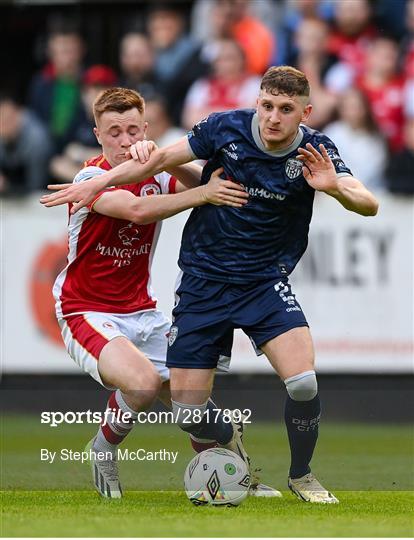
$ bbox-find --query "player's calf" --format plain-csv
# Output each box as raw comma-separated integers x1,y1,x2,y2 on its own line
93,389,141,460
283,369,337,503
284,370,320,479
89,388,147,498
172,399,237,450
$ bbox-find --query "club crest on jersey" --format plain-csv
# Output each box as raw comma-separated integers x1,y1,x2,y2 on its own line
168,326,178,347
118,223,140,246
285,158,303,181
140,184,161,197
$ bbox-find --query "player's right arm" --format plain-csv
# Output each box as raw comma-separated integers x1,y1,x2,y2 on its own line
128,139,203,192
40,137,193,213
91,167,248,224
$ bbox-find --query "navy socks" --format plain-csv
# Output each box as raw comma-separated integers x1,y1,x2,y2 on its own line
284,394,321,479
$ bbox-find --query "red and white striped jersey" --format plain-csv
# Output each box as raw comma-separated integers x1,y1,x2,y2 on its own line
53,155,177,318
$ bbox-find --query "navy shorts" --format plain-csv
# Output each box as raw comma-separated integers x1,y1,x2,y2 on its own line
166,273,308,369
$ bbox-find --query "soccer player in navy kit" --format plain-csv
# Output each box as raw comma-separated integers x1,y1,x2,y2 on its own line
42,66,379,503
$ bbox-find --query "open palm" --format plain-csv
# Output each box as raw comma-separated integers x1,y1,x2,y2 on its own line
296,143,338,193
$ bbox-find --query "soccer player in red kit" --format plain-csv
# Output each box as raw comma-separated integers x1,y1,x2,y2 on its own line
52,87,277,498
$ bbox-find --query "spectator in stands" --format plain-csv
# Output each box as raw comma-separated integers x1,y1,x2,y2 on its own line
385,119,414,195
324,0,377,94
190,0,277,45
328,0,377,71
204,0,275,76
275,0,334,66
119,32,160,99
181,39,260,130
50,65,118,183
28,26,85,154
325,88,387,191
356,36,405,152
0,94,52,195
146,3,207,124
290,17,338,128
145,95,186,148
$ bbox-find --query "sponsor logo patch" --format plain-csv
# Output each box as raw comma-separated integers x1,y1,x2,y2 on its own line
326,148,346,168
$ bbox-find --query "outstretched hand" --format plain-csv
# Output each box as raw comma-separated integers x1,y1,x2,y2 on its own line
202,167,249,207
40,141,158,213
39,177,108,213
296,143,339,194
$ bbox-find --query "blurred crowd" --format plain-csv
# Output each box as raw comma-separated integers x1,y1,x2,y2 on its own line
1,0,413,197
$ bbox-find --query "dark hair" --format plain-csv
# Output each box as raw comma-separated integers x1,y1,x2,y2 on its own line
93,87,145,121
260,66,310,98
147,2,186,18
47,13,82,37
0,88,25,107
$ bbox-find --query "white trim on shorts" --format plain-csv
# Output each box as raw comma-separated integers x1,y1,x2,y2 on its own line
59,309,171,389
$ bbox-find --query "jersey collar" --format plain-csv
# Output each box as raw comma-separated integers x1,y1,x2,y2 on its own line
84,154,112,170
251,112,304,157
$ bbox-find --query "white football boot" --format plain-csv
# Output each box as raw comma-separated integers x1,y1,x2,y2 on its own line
249,481,283,497
221,413,251,466
222,412,282,498
85,437,122,499
288,473,339,503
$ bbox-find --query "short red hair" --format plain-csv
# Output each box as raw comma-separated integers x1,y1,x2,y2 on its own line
93,87,145,123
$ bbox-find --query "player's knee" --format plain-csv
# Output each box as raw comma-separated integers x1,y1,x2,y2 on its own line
121,370,162,406
284,370,318,401
171,399,207,433
147,370,163,396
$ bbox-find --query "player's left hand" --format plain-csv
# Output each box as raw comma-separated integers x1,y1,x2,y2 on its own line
128,140,158,163
296,143,339,194
203,167,249,207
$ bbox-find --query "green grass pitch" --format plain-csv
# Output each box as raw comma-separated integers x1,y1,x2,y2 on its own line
1,415,413,537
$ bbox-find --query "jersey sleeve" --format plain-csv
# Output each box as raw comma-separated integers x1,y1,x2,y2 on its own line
153,171,177,194
318,134,353,178
73,166,115,212
187,113,220,160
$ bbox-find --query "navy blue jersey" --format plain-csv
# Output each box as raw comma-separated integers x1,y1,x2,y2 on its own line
180,109,352,284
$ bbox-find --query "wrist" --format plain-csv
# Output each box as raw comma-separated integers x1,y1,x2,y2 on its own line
199,185,209,204
324,178,341,197
325,187,340,197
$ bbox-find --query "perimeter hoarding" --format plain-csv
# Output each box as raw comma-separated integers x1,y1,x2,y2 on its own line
1,193,413,374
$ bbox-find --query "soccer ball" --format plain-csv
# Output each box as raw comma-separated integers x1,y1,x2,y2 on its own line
184,448,250,506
